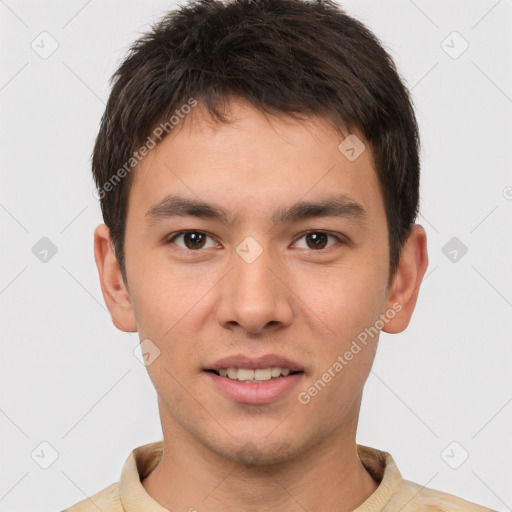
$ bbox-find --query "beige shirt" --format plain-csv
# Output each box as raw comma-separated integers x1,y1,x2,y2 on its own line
62,441,495,511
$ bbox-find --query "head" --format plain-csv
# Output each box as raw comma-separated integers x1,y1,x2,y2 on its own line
93,0,428,464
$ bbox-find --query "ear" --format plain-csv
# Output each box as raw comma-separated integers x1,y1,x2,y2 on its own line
382,224,428,334
93,223,137,332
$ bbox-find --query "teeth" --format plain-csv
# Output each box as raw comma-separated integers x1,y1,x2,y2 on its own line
254,368,272,381
270,367,281,378
216,367,297,381
237,368,254,380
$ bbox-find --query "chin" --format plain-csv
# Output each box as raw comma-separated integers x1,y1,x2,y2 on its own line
213,436,299,466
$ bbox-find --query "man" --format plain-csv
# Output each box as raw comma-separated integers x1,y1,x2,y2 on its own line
64,0,495,510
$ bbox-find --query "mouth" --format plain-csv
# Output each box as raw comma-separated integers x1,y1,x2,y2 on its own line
205,367,304,383
203,354,306,404
203,364,305,404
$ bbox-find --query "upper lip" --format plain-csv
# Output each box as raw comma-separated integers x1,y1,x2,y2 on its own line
205,353,304,372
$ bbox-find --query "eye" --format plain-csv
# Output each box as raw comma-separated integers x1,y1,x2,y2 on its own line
293,231,343,250
165,230,345,252
166,231,218,250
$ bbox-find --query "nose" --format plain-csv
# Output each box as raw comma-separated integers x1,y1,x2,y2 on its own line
215,245,294,335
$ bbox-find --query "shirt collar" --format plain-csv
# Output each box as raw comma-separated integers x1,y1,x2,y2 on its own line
119,441,166,512
119,441,402,512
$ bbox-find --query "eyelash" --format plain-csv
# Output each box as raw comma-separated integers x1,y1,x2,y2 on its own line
164,230,346,252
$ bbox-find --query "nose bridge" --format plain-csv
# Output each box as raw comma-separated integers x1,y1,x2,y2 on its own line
235,238,276,295
216,236,293,333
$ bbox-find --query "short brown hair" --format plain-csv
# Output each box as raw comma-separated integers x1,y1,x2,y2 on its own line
92,0,421,285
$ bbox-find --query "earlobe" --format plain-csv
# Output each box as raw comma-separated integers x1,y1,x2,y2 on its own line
382,224,428,334
93,224,138,333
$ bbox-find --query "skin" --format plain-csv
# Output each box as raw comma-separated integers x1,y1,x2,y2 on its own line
94,98,428,512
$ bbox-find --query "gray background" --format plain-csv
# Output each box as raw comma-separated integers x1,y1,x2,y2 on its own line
0,0,511,511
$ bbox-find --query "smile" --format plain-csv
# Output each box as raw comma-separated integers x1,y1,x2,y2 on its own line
204,368,305,404
208,367,302,382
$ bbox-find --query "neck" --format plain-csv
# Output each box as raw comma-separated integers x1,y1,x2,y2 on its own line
142,404,379,512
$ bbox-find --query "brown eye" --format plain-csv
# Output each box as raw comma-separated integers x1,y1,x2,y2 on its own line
305,232,328,249
183,232,206,249
167,231,216,250
294,231,341,250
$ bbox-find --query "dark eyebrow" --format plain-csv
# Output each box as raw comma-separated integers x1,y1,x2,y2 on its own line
145,193,367,228
271,194,367,227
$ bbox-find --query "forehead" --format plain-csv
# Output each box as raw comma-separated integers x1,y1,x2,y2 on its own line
128,99,384,227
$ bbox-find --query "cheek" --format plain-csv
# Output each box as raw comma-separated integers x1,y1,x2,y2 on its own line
128,262,214,374
296,273,382,418
295,259,387,339
128,250,205,336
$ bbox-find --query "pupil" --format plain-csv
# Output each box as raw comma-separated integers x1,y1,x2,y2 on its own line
185,232,205,249
307,232,327,249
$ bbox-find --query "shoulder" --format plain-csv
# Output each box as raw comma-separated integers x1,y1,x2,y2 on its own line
60,482,123,512
386,478,496,512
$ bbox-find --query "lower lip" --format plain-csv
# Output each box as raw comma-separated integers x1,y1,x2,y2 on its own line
204,371,304,404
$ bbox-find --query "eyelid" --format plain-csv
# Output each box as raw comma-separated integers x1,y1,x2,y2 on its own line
292,230,345,250
165,230,218,249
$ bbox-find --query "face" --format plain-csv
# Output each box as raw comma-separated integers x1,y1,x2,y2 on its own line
97,98,426,465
